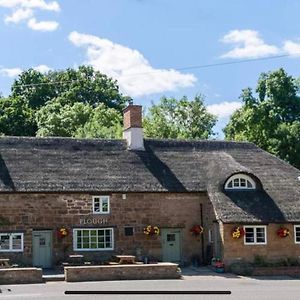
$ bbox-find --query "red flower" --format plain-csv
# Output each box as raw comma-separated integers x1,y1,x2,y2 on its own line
277,227,289,238
190,225,203,235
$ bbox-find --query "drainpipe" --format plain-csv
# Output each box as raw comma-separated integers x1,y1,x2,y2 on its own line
200,203,205,264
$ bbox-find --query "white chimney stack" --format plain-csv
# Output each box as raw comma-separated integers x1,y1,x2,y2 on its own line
123,104,144,150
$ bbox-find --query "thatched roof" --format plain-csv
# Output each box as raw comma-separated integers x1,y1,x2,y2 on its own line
0,136,299,223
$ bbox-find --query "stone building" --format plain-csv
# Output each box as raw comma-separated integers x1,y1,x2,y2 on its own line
0,104,299,268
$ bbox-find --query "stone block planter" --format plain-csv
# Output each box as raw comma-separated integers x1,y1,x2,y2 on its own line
0,268,43,284
64,263,181,282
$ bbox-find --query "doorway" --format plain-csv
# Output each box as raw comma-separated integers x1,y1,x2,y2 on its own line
32,230,52,268
161,228,182,262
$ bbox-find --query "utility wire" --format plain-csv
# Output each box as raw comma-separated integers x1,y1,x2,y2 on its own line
13,54,291,88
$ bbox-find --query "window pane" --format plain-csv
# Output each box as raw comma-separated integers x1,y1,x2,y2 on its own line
227,181,233,188
101,198,109,212
256,227,265,243
240,178,246,187
12,235,22,250
233,178,239,187
245,228,254,243
247,180,253,188
124,227,134,236
94,198,100,212
0,235,10,250
295,227,300,242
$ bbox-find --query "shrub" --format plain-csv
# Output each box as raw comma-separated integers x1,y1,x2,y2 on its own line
229,261,254,276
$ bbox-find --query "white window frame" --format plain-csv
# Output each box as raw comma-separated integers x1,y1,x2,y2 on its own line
0,233,24,252
92,195,110,214
243,225,267,245
294,225,300,244
73,228,114,251
225,174,256,190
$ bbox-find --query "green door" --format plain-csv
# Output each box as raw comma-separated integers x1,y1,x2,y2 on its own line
32,231,52,268
161,228,181,262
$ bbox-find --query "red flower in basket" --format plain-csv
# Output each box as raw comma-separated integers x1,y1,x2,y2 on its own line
277,227,289,238
58,227,68,238
190,225,203,236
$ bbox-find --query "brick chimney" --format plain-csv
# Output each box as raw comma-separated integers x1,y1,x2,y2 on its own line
123,104,144,150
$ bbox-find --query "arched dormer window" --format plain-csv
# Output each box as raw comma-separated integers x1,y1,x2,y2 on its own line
225,174,256,190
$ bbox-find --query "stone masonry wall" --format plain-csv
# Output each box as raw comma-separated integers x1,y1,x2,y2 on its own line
0,192,216,266
222,223,300,265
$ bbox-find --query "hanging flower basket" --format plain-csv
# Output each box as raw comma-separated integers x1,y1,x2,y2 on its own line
277,227,290,238
231,226,245,239
58,227,68,238
143,225,159,236
190,225,203,236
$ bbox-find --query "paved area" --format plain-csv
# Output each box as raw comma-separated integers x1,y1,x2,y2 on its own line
0,267,299,300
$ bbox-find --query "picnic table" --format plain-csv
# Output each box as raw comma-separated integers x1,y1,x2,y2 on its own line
68,254,84,265
115,255,136,264
0,258,10,268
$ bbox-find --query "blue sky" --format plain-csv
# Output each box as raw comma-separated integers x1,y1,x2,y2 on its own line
0,0,300,137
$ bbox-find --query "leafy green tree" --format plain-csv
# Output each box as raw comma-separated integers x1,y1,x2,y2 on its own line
11,65,127,111
143,95,217,139
36,101,122,138
224,68,300,169
1,65,127,137
0,97,36,136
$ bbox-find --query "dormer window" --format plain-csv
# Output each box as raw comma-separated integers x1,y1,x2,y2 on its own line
225,174,256,190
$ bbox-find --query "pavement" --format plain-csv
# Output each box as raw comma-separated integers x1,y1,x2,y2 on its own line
0,267,299,300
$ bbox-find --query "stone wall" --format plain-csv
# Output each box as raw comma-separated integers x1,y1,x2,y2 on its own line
0,268,43,284
0,192,216,266
64,263,181,282
222,223,300,265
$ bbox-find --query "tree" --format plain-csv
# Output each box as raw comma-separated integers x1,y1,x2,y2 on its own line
224,68,300,169
0,65,128,136
36,101,122,138
0,97,36,136
11,65,127,112
143,95,217,139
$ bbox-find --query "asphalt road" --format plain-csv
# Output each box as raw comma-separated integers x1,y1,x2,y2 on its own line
1,273,300,300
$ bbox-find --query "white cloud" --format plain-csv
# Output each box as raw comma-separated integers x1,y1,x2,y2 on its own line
0,64,52,77
283,40,300,56
27,17,58,31
220,30,280,59
68,31,197,97
207,101,242,119
0,0,60,30
0,0,59,11
0,67,22,77
33,64,52,73
4,8,33,24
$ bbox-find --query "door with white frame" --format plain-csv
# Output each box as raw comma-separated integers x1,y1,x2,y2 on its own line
32,230,52,268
